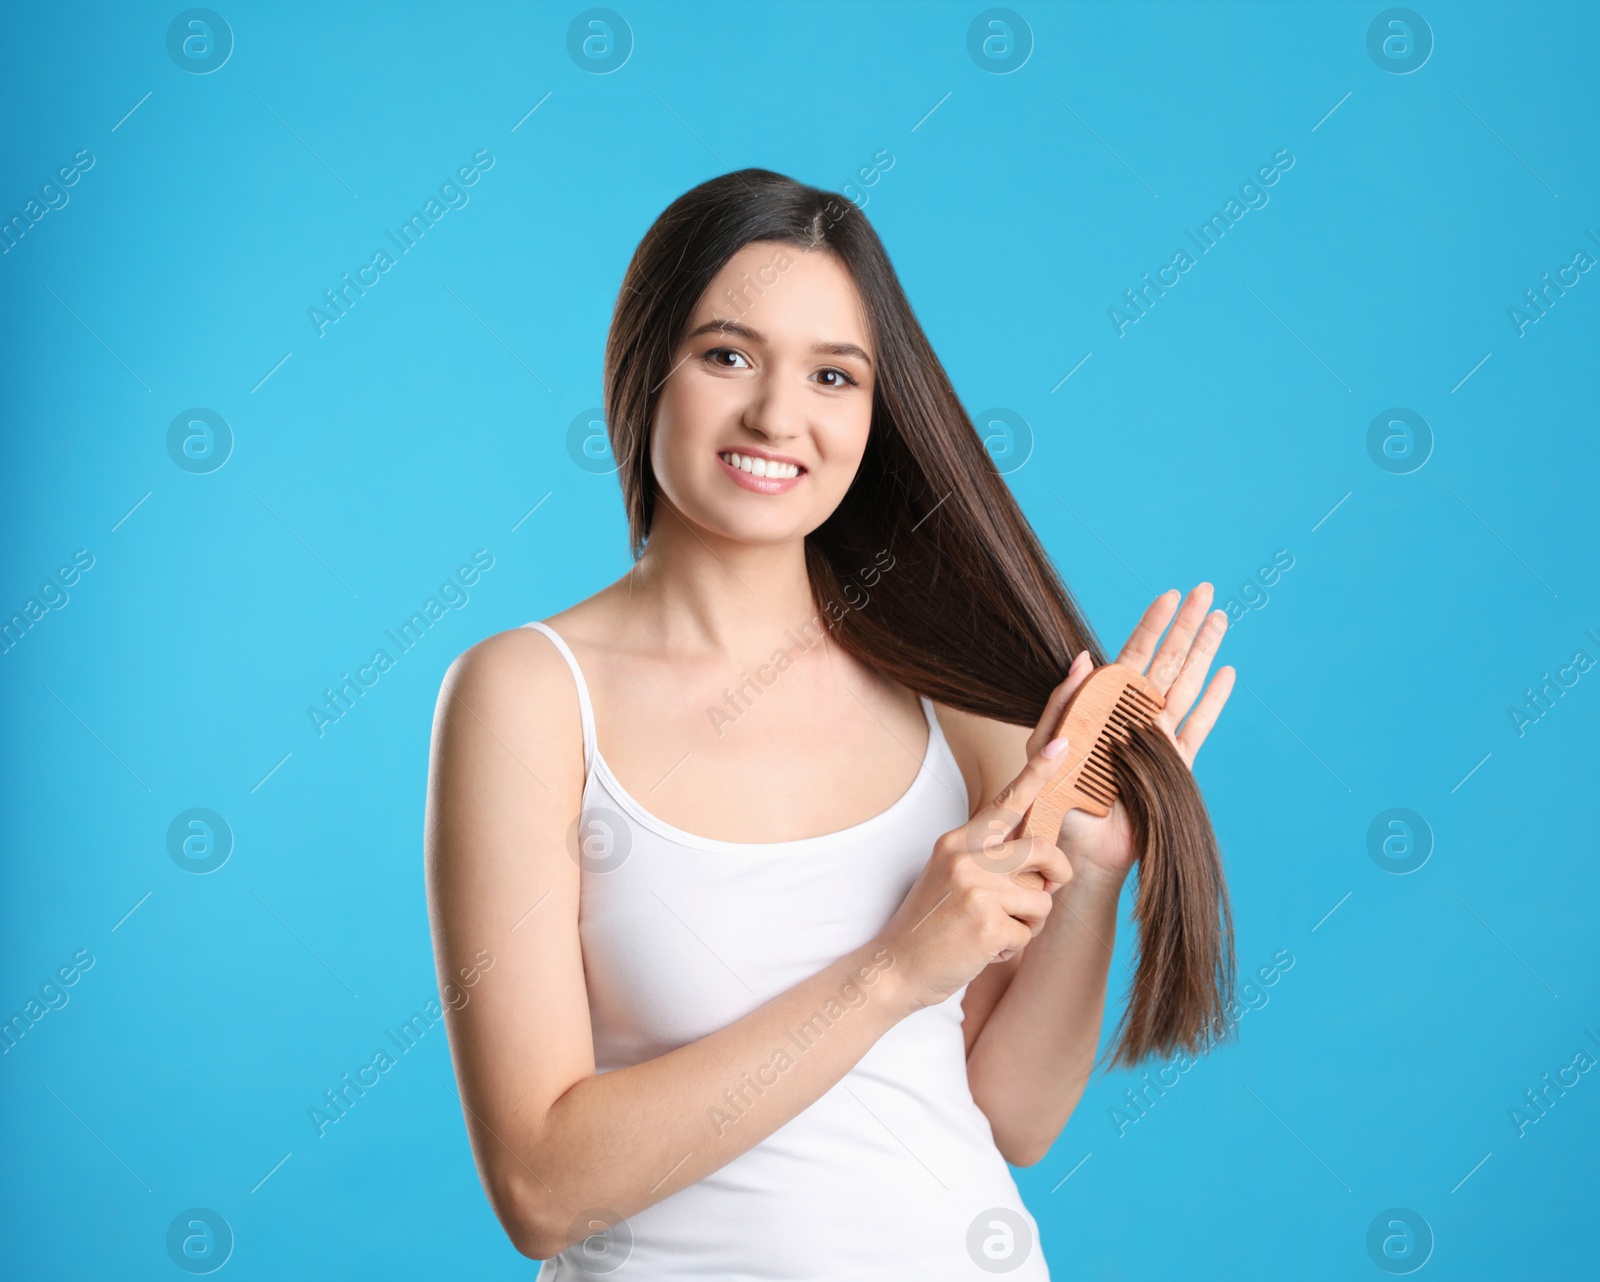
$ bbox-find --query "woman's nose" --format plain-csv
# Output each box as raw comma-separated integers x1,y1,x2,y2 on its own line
739,366,808,442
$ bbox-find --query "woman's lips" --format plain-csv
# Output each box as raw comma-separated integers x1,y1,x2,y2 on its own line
716,450,805,494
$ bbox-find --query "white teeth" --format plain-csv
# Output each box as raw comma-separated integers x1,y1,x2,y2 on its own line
721,452,799,479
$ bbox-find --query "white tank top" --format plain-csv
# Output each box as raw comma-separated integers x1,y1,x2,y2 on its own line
525,620,1050,1282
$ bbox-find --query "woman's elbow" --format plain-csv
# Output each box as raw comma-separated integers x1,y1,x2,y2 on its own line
485,1165,566,1260
988,1109,1073,1168
997,1133,1051,1168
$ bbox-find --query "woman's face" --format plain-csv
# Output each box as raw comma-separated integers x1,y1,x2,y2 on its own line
649,239,877,545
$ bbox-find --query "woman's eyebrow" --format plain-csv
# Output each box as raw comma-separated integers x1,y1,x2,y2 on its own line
685,317,873,368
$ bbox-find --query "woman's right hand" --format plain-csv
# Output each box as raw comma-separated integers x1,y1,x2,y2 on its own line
876,736,1077,1010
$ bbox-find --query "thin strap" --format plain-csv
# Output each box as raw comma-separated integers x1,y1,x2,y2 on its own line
522,621,596,775
918,693,971,815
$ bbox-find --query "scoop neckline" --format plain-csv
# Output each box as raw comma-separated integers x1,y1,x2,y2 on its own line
586,696,944,855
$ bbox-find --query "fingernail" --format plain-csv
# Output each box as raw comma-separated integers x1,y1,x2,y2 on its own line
1043,736,1069,758
1069,650,1089,672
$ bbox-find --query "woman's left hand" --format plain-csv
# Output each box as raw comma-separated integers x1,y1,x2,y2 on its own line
1022,582,1237,881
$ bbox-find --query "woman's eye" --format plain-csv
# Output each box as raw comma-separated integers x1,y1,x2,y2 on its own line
816,367,858,388
704,347,749,370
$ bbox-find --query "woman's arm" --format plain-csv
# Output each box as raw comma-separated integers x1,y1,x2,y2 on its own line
963,816,1128,1166
425,628,1073,1258
951,584,1235,1166
947,709,1126,1166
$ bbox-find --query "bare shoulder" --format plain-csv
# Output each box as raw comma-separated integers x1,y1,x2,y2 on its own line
441,622,573,723
930,699,1031,818
430,615,598,813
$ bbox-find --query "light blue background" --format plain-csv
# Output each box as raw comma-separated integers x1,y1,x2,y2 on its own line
3,2,1596,1278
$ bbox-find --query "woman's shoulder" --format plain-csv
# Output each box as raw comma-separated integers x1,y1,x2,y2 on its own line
430,605,612,805
437,593,612,728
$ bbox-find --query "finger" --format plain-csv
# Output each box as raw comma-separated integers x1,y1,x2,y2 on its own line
1175,664,1236,763
1114,588,1183,676
993,917,1035,963
1161,606,1229,727
1004,837,1073,889
1143,582,1215,696
994,883,1056,934
974,834,1074,889
1011,858,1076,894
1026,649,1094,755
972,738,1072,839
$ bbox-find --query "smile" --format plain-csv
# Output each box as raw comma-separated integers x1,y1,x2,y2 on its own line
716,450,806,493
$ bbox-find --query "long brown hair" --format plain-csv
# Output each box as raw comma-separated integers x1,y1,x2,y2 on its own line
601,168,1234,1070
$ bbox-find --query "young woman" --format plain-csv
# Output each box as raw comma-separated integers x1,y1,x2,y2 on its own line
425,169,1235,1279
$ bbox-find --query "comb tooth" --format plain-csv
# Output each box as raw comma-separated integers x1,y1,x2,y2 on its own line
1115,693,1153,721
1078,751,1115,779
1083,741,1116,768
1082,748,1115,775
1080,762,1116,790
1120,685,1158,711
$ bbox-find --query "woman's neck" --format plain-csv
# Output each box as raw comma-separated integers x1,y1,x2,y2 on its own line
618,496,823,660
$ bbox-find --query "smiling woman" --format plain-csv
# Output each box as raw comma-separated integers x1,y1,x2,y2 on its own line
424,168,1236,1280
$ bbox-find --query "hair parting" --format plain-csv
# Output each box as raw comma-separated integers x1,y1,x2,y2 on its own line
602,167,1235,1069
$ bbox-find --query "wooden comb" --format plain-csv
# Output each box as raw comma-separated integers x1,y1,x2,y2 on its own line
1019,662,1166,842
